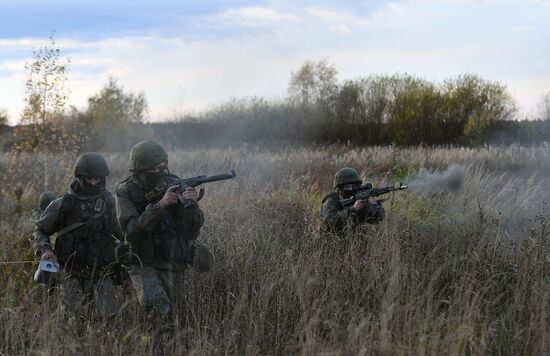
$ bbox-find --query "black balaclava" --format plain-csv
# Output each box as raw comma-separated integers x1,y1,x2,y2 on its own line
76,176,105,196
339,183,360,199
139,163,169,188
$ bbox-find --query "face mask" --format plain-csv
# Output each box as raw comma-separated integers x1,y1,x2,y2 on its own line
142,169,167,187
340,184,359,198
77,177,103,196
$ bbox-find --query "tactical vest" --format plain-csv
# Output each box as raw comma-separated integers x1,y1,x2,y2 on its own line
121,176,194,266
53,192,116,270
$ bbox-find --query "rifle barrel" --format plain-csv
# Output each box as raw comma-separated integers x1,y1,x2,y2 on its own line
339,183,407,207
203,170,236,182
180,170,237,187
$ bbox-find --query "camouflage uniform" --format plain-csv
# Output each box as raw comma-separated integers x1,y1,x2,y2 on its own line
33,153,123,319
320,192,385,232
320,167,385,233
116,141,208,316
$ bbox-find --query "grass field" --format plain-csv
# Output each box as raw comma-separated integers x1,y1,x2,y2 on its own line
2,143,550,355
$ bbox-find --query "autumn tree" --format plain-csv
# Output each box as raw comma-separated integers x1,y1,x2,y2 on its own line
288,59,339,134
85,78,148,149
448,74,517,142
9,33,79,191
88,77,147,125
387,77,445,145
335,75,403,143
21,35,68,125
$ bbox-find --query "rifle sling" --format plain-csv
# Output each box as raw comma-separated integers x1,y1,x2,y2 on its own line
57,222,85,237
56,210,105,237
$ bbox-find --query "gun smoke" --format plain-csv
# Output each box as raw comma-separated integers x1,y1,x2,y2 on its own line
409,164,465,194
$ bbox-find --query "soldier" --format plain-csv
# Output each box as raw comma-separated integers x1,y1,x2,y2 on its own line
33,153,123,319
321,167,385,233
115,140,210,317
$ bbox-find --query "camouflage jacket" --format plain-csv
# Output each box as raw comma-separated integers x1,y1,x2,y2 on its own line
320,192,385,233
33,181,124,274
115,174,204,271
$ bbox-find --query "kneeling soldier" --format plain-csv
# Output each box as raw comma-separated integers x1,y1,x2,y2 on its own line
33,153,123,319
321,167,385,233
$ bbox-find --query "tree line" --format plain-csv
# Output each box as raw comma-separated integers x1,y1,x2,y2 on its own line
1,40,550,152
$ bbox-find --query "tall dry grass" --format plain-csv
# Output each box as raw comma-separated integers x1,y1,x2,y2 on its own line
1,144,550,355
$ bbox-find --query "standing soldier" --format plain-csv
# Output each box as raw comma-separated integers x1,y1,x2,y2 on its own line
33,153,123,319
115,140,209,317
321,167,385,233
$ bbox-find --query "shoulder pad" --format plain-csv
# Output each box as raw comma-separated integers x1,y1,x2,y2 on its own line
117,176,146,203
321,192,338,203
60,194,75,212
41,196,64,215
116,178,133,197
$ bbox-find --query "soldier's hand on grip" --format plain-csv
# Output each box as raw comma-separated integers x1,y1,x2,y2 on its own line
182,187,198,203
353,199,365,211
159,185,179,209
41,249,57,261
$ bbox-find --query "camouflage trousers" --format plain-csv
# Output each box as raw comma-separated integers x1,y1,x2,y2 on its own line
61,273,117,319
128,267,185,316
127,241,213,316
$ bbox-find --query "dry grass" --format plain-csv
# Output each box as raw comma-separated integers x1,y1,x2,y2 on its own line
2,144,550,355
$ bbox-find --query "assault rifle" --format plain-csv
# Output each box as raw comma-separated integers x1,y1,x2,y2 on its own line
145,170,237,206
340,183,408,207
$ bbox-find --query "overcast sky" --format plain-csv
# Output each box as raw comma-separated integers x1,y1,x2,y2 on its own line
0,0,548,124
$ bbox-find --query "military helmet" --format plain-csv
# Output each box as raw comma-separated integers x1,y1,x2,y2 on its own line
333,167,362,188
129,140,168,172
74,153,110,177
39,191,56,210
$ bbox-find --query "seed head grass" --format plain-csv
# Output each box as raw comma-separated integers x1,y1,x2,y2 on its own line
1,144,550,355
